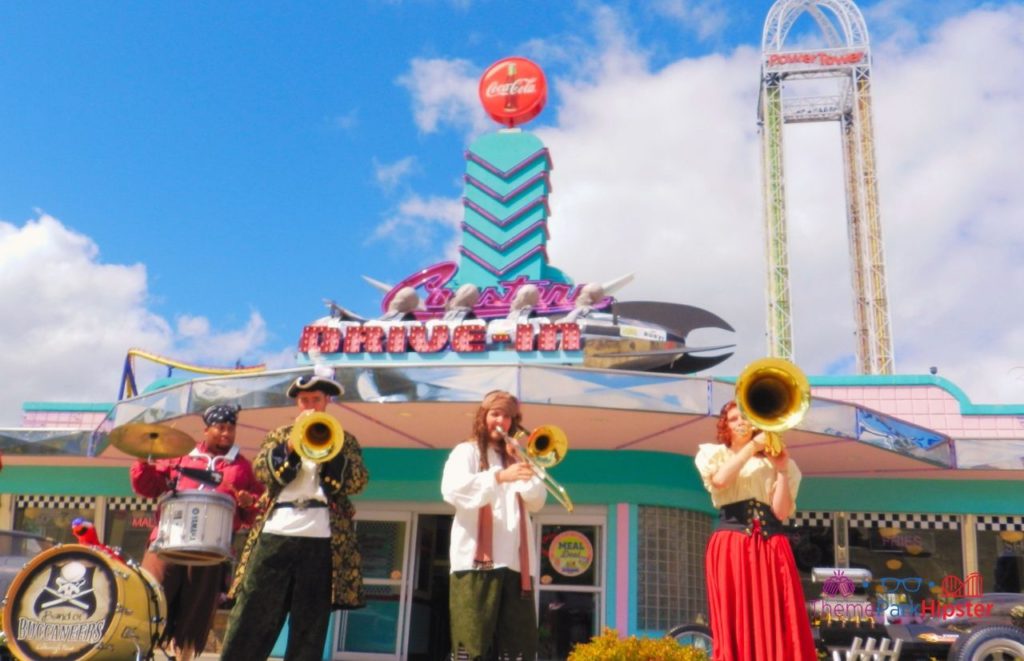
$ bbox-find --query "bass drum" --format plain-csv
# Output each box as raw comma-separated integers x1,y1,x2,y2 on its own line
2,544,166,661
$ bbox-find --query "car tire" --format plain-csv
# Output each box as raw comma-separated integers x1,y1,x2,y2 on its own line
668,623,713,653
946,624,1024,661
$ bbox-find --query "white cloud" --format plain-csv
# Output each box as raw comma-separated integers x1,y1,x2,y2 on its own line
396,57,490,138
650,0,731,41
388,4,1024,405
373,156,417,193
367,195,464,258
0,214,272,425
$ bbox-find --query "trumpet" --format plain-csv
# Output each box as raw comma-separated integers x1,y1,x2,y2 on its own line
496,425,574,513
735,357,810,457
290,411,345,463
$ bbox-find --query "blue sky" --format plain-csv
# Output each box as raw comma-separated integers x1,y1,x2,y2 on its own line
1,1,1022,423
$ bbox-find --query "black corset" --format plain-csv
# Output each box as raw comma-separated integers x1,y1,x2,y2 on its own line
717,498,786,538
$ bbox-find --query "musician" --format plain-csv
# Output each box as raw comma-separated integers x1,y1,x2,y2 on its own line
129,403,262,661
441,390,546,661
694,400,816,661
221,369,369,661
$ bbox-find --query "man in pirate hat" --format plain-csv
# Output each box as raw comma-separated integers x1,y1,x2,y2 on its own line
222,367,369,661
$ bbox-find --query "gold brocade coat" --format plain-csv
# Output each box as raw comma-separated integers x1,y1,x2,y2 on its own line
228,425,370,610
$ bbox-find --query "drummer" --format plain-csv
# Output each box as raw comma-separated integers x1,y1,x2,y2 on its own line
130,403,263,661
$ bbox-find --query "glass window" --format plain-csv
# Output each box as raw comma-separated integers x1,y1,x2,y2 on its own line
787,516,835,599
848,520,963,621
636,506,710,630
537,523,602,661
978,529,1024,594
15,503,95,544
104,507,156,562
336,519,407,655
539,525,599,587
539,590,597,661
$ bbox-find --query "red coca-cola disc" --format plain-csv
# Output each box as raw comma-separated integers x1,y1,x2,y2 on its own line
478,57,547,128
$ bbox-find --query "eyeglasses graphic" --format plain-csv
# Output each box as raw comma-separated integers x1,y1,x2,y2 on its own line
879,577,923,592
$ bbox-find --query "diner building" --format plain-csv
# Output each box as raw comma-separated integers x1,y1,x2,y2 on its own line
2,64,1022,660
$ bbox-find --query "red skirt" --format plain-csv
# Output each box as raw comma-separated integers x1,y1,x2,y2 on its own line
705,527,817,661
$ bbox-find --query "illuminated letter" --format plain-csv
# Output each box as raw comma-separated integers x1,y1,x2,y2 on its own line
515,324,534,351
344,325,386,353
299,326,341,353
453,325,486,352
387,326,408,353
408,325,450,353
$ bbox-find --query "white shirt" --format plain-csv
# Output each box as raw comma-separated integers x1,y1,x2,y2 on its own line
441,441,547,573
694,443,802,509
263,457,331,538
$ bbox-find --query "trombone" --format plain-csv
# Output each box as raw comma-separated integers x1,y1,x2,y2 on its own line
290,411,345,463
496,425,574,512
734,357,810,457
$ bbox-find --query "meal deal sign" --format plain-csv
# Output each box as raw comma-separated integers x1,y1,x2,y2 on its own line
548,530,594,577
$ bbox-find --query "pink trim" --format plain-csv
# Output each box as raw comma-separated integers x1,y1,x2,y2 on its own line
616,503,630,635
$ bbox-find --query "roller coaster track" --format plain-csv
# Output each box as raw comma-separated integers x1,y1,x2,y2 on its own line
118,348,266,400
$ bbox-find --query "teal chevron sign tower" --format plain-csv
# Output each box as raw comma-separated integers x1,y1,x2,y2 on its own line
458,130,570,288
459,56,570,289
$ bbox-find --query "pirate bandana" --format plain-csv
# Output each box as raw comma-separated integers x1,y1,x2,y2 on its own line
203,404,239,427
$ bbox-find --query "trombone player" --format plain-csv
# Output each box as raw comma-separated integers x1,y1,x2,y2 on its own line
442,390,546,661
222,367,369,661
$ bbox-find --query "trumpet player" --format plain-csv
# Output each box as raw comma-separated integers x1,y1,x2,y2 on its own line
442,390,546,661
222,368,369,661
694,401,815,661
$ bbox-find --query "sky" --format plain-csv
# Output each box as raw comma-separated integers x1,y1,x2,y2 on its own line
1,0,1022,425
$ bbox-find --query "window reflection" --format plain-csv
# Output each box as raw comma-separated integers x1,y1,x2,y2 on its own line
979,529,1024,594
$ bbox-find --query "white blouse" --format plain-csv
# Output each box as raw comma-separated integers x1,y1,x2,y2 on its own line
694,443,802,509
441,441,547,573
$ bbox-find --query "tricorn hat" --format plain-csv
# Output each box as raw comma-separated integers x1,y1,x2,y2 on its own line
287,366,343,398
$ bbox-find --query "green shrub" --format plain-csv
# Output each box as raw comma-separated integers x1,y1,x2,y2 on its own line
567,627,710,661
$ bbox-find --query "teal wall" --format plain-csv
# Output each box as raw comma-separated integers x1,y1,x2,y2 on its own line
4,449,1023,515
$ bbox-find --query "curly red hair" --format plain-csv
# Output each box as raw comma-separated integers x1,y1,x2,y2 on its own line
716,400,739,447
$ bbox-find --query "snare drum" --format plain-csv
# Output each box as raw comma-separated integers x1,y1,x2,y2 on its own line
2,544,166,661
152,490,235,566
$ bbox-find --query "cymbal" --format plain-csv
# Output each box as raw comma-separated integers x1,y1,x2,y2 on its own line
109,423,196,459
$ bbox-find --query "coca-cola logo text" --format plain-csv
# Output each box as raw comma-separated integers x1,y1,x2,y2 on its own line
485,77,539,98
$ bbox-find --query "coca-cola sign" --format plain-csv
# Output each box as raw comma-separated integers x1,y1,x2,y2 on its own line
479,56,547,128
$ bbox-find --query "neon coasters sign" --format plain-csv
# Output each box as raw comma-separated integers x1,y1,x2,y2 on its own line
378,263,608,320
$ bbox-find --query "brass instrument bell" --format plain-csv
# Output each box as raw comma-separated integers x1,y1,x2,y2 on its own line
290,411,345,463
734,357,810,456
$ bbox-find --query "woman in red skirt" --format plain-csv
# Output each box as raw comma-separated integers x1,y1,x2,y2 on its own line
694,401,817,661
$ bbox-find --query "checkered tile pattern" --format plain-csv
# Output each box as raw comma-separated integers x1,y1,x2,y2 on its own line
15,494,96,509
107,496,158,512
791,511,962,530
848,512,959,530
976,515,1024,531
792,511,832,528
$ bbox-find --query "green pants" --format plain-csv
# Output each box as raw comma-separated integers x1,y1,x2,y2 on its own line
450,568,538,660
221,533,332,661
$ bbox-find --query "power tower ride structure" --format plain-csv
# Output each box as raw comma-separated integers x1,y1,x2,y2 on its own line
759,0,894,374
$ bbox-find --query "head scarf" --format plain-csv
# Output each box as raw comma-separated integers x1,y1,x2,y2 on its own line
203,404,240,426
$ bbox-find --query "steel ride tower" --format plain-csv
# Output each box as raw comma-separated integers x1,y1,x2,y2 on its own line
759,0,894,374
